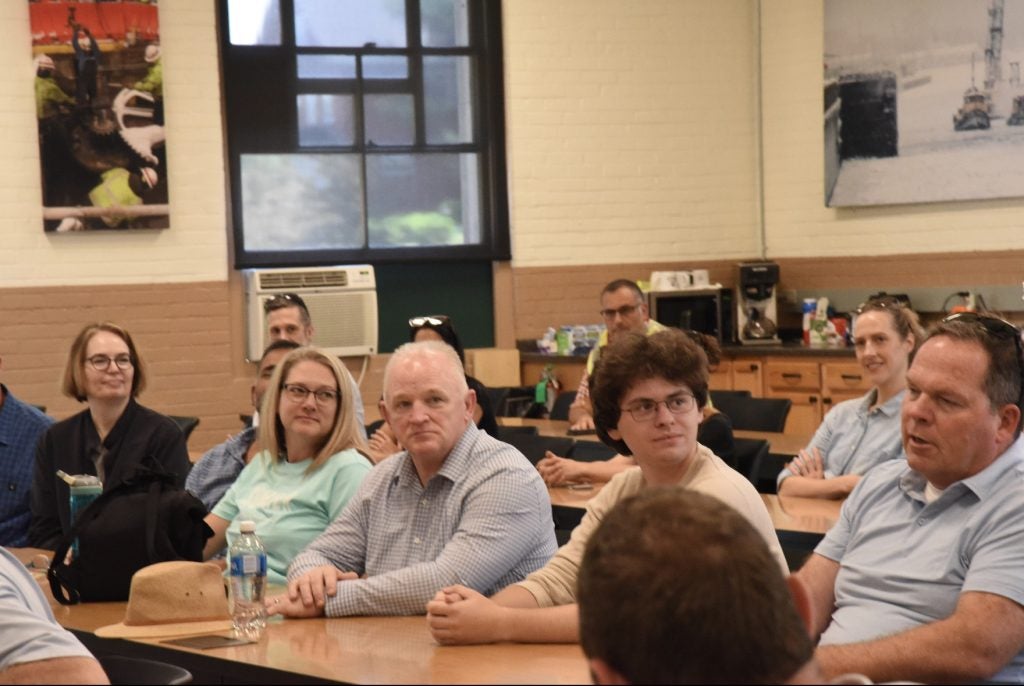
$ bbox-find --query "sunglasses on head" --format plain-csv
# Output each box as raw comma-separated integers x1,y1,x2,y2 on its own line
263,293,308,312
942,311,1024,409
854,295,904,315
409,315,450,328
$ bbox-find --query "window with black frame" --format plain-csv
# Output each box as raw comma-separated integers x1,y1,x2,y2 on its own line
218,0,509,268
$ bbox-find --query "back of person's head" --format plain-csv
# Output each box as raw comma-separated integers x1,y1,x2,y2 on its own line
408,315,465,363
683,329,722,369
590,328,708,455
578,489,814,684
260,338,301,364
62,321,147,401
259,346,366,470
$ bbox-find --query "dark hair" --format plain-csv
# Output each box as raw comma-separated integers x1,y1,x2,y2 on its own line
578,489,814,685
62,322,147,402
855,297,925,357
259,338,301,365
927,316,1022,436
263,293,311,326
591,328,708,455
683,329,721,369
601,279,644,302
409,315,466,364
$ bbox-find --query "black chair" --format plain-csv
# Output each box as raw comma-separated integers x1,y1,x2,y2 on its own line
98,656,192,685
168,416,200,441
552,504,586,547
567,439,617,462
549,391,577,421
503,433,574,465
486,386,536,418
496,424,539,442
749,451,791,494
30,404,47,414
365,418,386,436
709,389,751,406
733,437,770,485
712,396,791,432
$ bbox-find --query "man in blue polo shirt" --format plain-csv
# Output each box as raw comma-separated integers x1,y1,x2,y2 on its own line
795,313,1024,684
0,358,53,546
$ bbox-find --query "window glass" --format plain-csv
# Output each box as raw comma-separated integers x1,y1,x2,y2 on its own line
297,95,355,147
424,56,474,144
241,154,364,250
367,153,479,247
228,0,281,45
365,94,415,145
297,55,356,79
295,0,407,47
421,0,469,47
363,56,409,79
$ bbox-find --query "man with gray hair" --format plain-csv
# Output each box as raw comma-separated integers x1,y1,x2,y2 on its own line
269,340,556,617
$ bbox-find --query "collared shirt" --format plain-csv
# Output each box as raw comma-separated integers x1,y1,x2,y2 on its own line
777,388,904,488
185,427,255,511
0,548,93,670
288,423,557,616
517,444,789,607
29,399,191,550
575,319,667,405
0,387,53,547
816,439,1024,683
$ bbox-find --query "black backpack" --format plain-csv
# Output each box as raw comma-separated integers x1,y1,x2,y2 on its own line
48,468,212,604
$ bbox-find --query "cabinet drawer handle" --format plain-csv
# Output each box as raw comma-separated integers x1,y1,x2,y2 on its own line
809,395,819,404
782,373,802,380
749,363,759,372
841,374,863,382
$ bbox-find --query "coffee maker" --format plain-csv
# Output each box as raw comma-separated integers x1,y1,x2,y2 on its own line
736,261,780,345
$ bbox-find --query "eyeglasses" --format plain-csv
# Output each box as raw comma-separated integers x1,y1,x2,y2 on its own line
599,304,641,320
86,354,133,371
264,293,308,313
621,394,696,422
942,312,1024,408
409,315,450,328
854,295,903,315
282,383,339,405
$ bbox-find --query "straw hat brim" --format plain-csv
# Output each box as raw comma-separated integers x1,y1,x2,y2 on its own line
95,618,233,639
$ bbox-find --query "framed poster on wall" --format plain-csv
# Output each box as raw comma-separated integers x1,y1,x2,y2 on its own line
30,0,169,232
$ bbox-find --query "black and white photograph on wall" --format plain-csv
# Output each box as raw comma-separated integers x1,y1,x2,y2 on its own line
825,0,1024,207
30,0,169,232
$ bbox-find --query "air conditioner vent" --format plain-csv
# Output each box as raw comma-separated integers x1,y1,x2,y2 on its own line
257,269,349,290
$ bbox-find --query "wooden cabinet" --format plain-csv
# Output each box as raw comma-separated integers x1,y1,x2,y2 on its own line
763,360,823,437
821,361,871,410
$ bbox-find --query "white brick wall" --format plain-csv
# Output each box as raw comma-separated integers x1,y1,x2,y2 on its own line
504,0,763,267
0,0,227,288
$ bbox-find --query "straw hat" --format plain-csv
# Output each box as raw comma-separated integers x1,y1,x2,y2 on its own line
96,561,233,638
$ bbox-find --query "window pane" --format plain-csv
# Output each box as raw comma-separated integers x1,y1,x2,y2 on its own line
228,0,281,45
297,95,354,146
295,0,406,47
365,94,414,145
297,55,356,79
367,153,480,247
241,154,363,250
424,56,474,144
363,56,408,79
421,0,469,47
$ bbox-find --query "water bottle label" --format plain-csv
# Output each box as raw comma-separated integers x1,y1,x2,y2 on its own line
230,553,267,576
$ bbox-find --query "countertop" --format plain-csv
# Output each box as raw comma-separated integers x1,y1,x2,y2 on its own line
521,343,856,362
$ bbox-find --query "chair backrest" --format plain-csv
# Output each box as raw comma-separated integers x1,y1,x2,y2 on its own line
550,391,577,421
365,419,386,436
30,404,47,414
712,396,791,432
567,439,618,462
749,450,790,494
487,386,536,418
503,433,574,465
733,437,770,484
709,389,751,407
168,416,200,441
98,655,193,685
495,424,539,441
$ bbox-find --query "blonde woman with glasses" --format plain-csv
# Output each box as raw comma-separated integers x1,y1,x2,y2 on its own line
777,297,924,499
203,347,372,583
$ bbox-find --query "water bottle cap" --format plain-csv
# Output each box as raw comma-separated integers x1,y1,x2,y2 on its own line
239,520,256,534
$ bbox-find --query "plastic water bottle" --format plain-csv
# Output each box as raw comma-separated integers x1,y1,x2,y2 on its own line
60,472,102,557
229,520,267,640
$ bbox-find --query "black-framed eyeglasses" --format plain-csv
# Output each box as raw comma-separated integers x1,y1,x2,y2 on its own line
264,293,308,313
854,295,903,315
409,315,450,328
620,394,696,422
86,354,133,371
942,312,1024,409
281,383,340,405
600,304,641,320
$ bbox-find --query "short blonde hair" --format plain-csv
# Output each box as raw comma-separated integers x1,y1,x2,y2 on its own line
382,340,468,403
61,322,147,402
258,347,368,472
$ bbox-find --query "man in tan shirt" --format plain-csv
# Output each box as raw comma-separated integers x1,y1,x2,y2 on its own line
427,328,786,644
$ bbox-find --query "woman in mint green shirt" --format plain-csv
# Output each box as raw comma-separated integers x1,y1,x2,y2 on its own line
203,348,372,584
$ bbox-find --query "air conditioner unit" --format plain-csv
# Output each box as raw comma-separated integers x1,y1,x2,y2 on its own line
244,265,378,360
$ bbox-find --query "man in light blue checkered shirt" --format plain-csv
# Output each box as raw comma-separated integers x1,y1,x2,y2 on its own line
269,340,556,618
